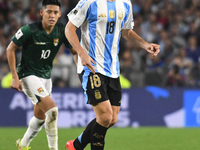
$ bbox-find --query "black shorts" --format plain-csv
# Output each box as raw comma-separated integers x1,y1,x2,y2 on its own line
78,71,122,106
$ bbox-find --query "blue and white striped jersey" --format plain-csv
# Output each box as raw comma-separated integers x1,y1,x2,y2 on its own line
68,0,134,78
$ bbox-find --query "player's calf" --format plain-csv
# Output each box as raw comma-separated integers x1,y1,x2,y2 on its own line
45,107,58,150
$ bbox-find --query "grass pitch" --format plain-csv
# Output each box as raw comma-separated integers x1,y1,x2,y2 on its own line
0,127,200,150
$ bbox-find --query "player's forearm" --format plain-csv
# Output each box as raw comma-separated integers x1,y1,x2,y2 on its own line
6,44,19,79
66,31,82,53
65,22,85,56
122,29,149,50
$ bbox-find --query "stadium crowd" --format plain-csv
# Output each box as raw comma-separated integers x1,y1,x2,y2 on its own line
0,0,200,88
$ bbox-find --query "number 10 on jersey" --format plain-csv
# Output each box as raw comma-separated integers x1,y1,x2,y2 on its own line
41,50,51,59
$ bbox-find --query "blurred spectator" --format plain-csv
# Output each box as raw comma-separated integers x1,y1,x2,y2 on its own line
185,21,200,43
163,64,185,87
0,0,9,20
132,0,141,15
185,36,200,63
12,1,24,25
174,12,189,36
144,53,164,86
170,24,187,53
158,30,169,56
0,36,6,58
121,50,143,87
22,5,39,25
195,11,200,29
157,8,168,29
140,12,162,43
60,0,71,24
120,41,145,87
168,48,193,85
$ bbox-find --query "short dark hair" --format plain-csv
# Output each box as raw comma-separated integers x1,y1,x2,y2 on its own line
42,0,61,8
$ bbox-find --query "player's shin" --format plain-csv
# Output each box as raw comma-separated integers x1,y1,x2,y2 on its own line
21,116,45,147
45,107,58,150
74,118,96,149
90,122,108,150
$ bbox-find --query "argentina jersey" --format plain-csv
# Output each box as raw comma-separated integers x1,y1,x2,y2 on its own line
68,0,134,78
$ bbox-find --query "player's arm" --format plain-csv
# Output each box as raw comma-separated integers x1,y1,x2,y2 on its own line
6,41,22,91
121,29,160,57
65,21,95,73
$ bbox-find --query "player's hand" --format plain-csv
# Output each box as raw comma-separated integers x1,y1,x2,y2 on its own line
79,51,96,74
11,78,22,91
145,43,160,57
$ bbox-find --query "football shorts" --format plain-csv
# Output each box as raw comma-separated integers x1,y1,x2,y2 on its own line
78,71,122,106
20,75,52,105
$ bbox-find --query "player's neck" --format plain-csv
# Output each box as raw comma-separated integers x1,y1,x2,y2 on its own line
107,0,115,2
42,22,55,34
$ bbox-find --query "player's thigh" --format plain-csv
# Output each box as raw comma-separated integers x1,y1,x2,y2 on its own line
20,75,52,105
78,72,109,105
92,100,113,126
92,100,113,117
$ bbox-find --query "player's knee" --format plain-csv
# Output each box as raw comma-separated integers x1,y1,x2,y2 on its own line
100,113,112,127
109,117,118,127
45,107,58,128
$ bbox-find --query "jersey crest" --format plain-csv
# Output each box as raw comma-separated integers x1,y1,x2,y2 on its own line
109,10,115,19
37,87,44,94
118,9,124,20
54,38,59,46
95,90,102,100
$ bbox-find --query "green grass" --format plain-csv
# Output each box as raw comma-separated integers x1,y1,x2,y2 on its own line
0,127,200,150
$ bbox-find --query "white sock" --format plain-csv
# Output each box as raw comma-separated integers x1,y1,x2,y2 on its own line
21,116,45,147
45,107,58,150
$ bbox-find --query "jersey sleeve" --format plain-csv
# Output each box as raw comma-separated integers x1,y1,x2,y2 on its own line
12,25,31,47
67,0,91,28
122,2,134,30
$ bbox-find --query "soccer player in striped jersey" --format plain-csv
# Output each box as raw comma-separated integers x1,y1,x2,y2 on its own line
65,0,160,150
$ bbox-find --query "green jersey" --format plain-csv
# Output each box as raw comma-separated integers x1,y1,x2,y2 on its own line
12,21,72,79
